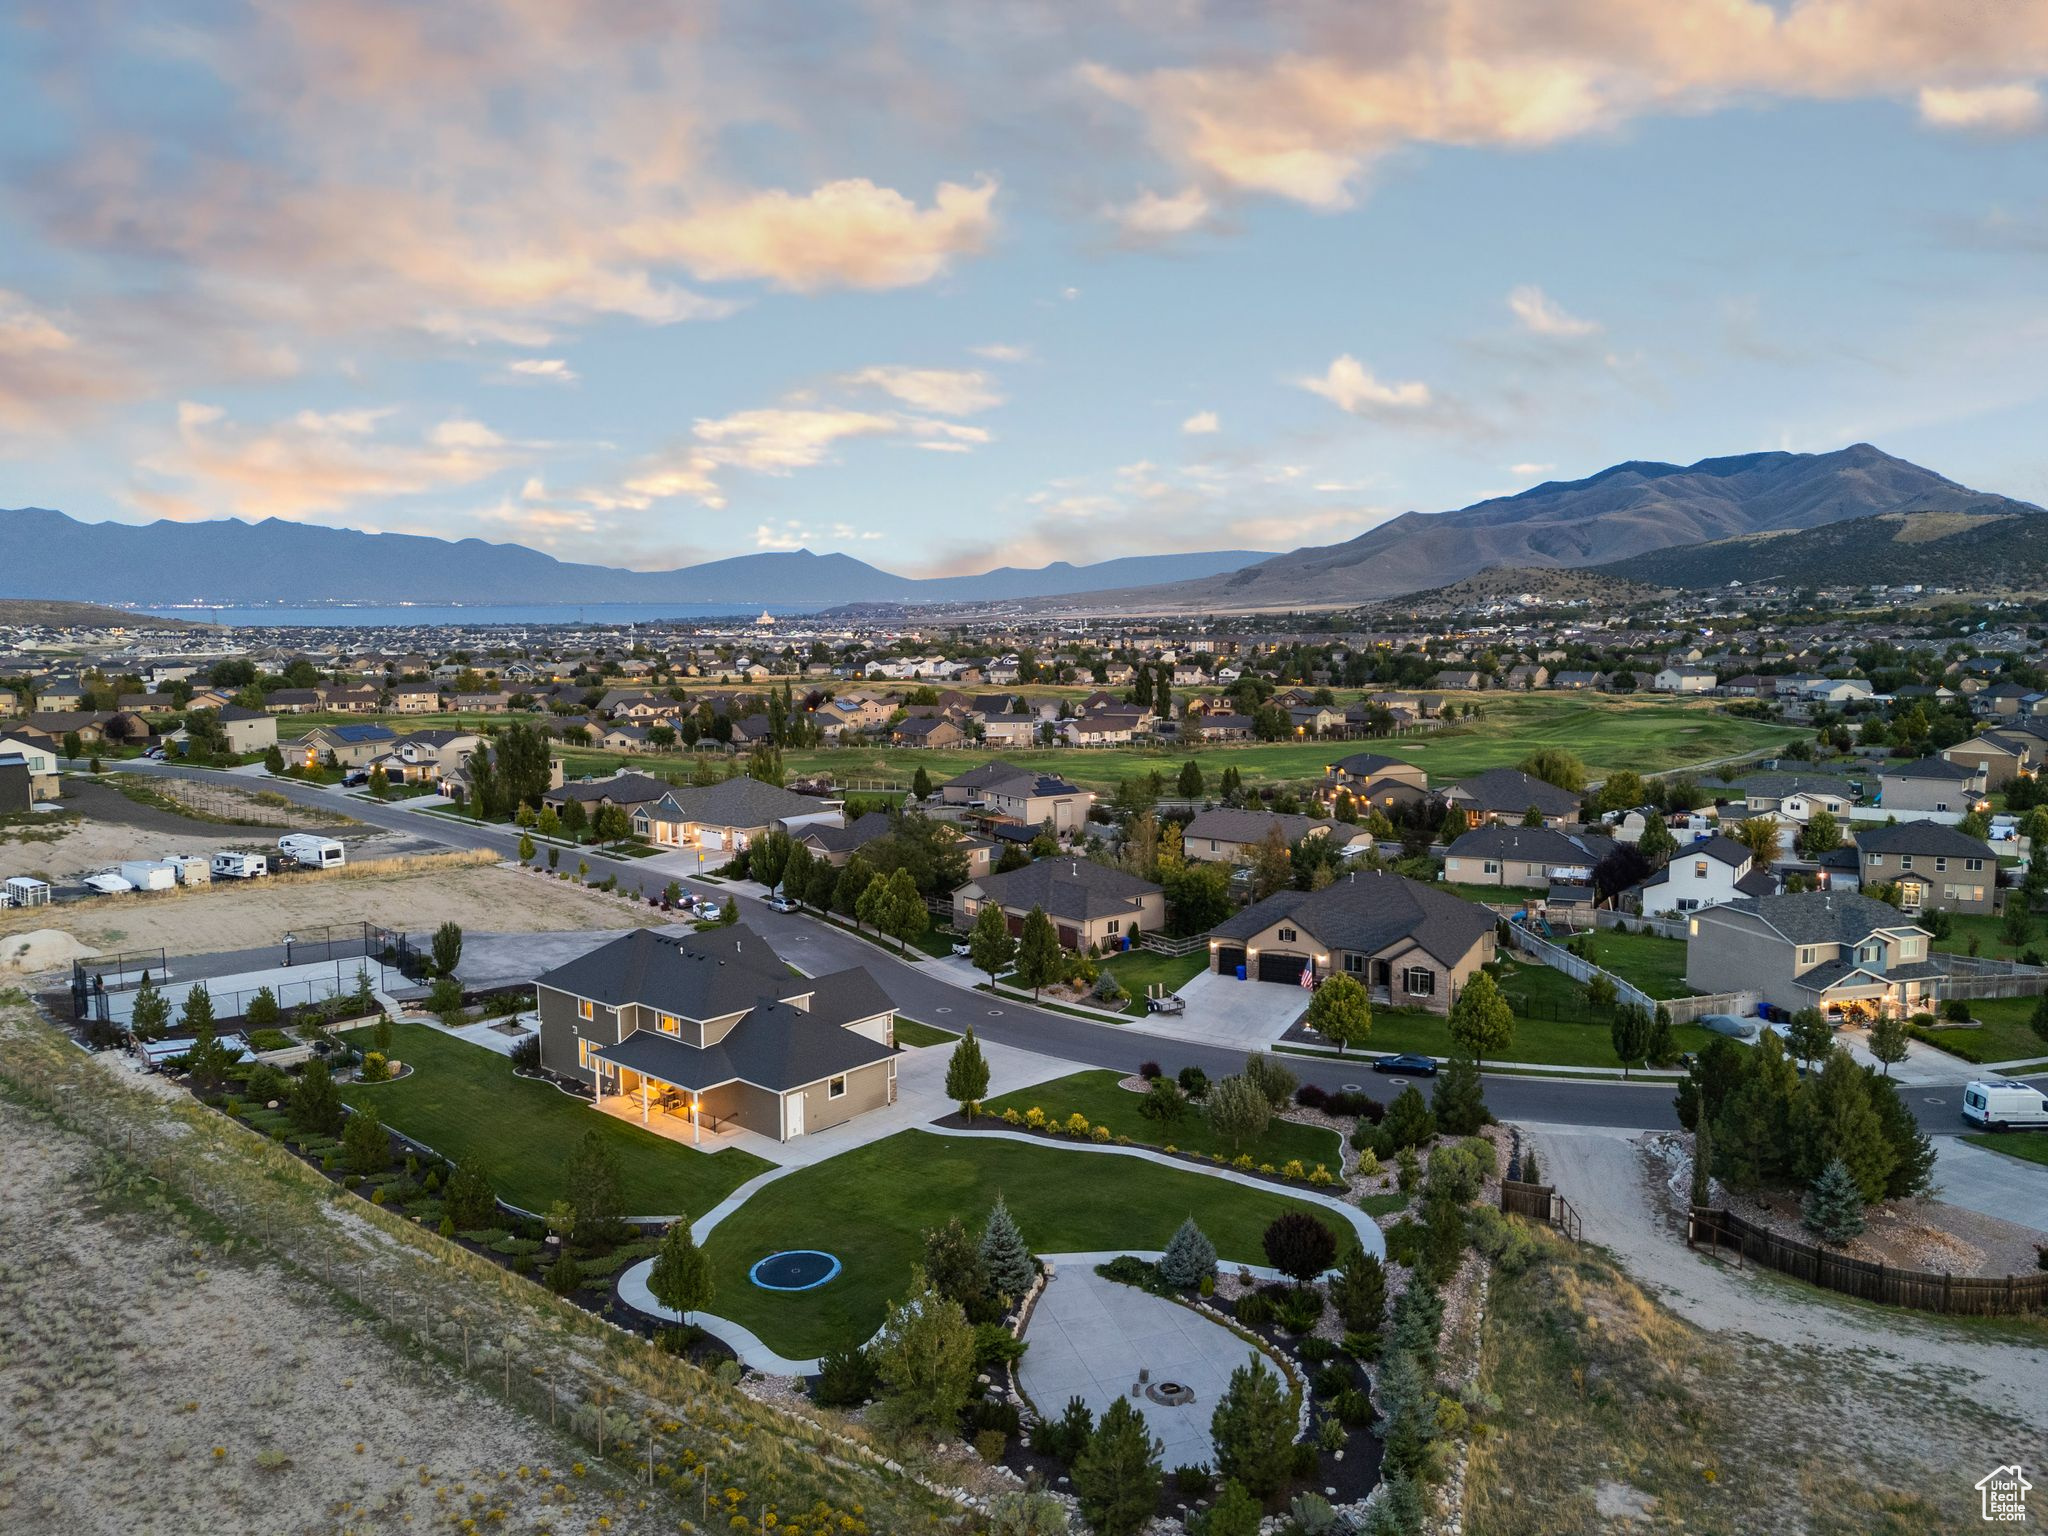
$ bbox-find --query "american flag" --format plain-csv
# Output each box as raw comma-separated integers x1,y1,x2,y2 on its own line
1299,962,1315,990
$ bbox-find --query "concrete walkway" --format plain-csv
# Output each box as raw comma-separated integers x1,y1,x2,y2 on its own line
1018,1256,1259,1469
616,1258,819,1375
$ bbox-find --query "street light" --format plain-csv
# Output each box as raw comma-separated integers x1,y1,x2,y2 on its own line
283,931,296,967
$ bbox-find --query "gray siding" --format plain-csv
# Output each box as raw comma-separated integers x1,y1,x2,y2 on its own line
789,1057,894,1137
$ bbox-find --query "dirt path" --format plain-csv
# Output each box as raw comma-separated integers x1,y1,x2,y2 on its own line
1526,1122,2048,1434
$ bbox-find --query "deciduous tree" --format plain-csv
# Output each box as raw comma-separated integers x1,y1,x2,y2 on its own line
1014,906,1062,999
649,1216,714,1323
969,900,1017,989
946,1028,990,1119
1304,971,1372,1054
1447,969,1514,1071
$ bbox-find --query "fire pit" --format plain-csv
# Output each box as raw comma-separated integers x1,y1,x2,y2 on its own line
1145,1380,1196,1407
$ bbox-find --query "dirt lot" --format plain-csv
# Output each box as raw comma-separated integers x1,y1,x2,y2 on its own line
0,860,648,967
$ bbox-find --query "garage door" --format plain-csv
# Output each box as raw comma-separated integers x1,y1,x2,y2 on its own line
1213,944,1244,975
1258,951,1310,984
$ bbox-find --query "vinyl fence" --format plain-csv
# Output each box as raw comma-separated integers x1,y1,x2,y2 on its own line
1505,921,1658,1015
1688,1207,2048,1317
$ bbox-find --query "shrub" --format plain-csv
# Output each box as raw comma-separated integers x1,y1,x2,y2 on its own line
1204,1481,1262,1536
1943,998,1973,1022
1298,1337,1338,1363
973,1429,1008,1465
1332,1387,1373,1426
1341,1330,1383,1361
509,1033,540,1071
1281,1158,1307,1181
1309,1164,1337,1186
1158,1217,1218,1290
814,1346,881,1407
964,1396,1022,1439
1383,1219,1423,1268
1138,1060,1162,1081
1032,1395,1094,1464
972,1322,1027,1371
1272,1286,1324,1335
1173,1464,1215,1502
1263,1211,1338,1284
1325,1089,1380,1121
546,1255,583,1294
1383,1084,1438,1150
1311,1362,1353,1396
1295,1082,1330,1110
1397,1145,1422,1193
1234,1291,1274,1328
1177,1064,1208,1100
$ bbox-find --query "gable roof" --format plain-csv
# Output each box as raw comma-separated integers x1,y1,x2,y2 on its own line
1445,825,1591,864
552,771,673,806
650,774,826,828
536,925,796,1018
1882,755,1978,782
1210,869,1496,967
1329,751,1409,778
1716,892,1927,946
1184,808,1368,848
946,759,1030,793
968,858,1159,922
1446,767,1580,817
1853,822,1995,860
799,809,896,854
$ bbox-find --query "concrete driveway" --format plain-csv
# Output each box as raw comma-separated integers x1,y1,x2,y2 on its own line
1126,967,1307,1051
1018,1257,1258,1470
1932,1135,2048,1231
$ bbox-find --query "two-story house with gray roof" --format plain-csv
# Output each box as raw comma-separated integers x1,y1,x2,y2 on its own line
1636,833,1776,914
1182,808,1372,865
1441,825,1594,889
1855,822,1998,915
1685,892,1940,1017
1879,756,1990,817
1440,768,1581,828
536,925,898,1144
1206,869,1497,1014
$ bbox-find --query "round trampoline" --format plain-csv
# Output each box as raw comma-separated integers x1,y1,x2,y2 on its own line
749,1250,842,1292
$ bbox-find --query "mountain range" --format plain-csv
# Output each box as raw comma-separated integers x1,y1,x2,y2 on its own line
1,444,2037,613
1035,444,2042,611
0,507,1270,607
1595,509,2048,591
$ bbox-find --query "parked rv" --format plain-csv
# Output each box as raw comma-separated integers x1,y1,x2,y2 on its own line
210,851,269,880
158,854,211,886
277,834,345,870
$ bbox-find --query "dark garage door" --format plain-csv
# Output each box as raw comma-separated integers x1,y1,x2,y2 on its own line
1257,951,1310,984
1213,944,1245,975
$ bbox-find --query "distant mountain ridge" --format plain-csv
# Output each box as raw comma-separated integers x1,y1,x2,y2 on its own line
1595,510,2048,591
1027,444,2042,611
0,506,1271,607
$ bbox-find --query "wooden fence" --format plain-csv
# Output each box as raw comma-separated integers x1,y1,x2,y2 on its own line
1500,1179,1581,1243
1688,1207,2048,1317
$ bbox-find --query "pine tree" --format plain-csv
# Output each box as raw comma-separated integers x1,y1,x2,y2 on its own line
1014,906,1062,999
291,1056,343,1134
945,1029,990,1119
979,1193,1033,1300
1802,1157,1866,1245
1072,1397,1163,1536
342,1107,389,1176
1210,1353,1295,1497
1431,1048,1489,1135
648,1216,714,1323
129,973,170,1041
1157,1217,1217,1290
1690,1113,1713,1208
1203,1480,1262,1536
445,1158,499,1228
179,980,216,1034
1329,1243,1387,1332
1375,1342,1437,1478
1365,1468,1428,1535
566,1128,625,1241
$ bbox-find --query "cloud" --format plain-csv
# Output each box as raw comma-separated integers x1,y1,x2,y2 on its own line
1298,355,1433,416
1109,185,1212,239
1918,83,2046,134
1510,462,1556,477
137,400,523,519
624,178,997,293
971,343,1032,362
843,365,1003,415
1182,409,1220,434
1508,285,1601,338
501,357,579,383
0,290,134,438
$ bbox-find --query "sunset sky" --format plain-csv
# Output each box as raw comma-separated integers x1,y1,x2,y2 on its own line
3,1,2047,576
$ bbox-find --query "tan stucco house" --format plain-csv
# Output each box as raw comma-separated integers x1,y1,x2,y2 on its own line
952,858,1164,951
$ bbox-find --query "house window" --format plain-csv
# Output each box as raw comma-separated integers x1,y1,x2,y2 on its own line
577,998,594,1022
1484,861,1500,875
1278,927,1297,943
1967,858,1984,872
1106,919,1121,935
1798,947,1816,965
1900,855,1914,870
1693,861,1708,878
1403,967,1435,997
659,1013,680,1035
1935,857,1948,872
578,1039,595,1070
1343,953,1365,974
828,1075,847,1100
1867,854,1883,868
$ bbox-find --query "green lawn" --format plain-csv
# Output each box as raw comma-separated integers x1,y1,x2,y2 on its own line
1923,996,2046,1064
1574,930,1697,1000
699,1130,1347,1357
1931,911,2037,961
1963,1131,2048,1167
1099,948,1210,1015
1362,989,1716,1070
338,1023,774,1218
892,1017,960,1048
982,1069,1342,1167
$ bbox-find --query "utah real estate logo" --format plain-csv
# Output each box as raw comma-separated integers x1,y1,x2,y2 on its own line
1978,1465,2031,1524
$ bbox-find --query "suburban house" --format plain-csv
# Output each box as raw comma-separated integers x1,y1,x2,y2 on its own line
0,755,31,815
951,858,1165,951
262,688,325,714
389,684,443,714
941,758,1032,805
1205,869,1497,1014
630,775,841,853
891,716,965,749
1684,892,1941,1018
1855,822,1998,915
1636,833,1776,914
1940,735,2026,790
0,734,59,800
296,723,398,769
1441,825,1595,889
444,742,566,802
1319,752,1431,814
1441,768,1582,828
545,771,677,818
1879,756,1990,816
978,713,1039,747
1189,712,1254,742
1432,669,1484,691
535,926,898,1144
34,677,85,710
1728,772,1855,821
1062,710,1148,746
1652,668,1717,693
1182,808,1372,864
369,729,482,787
216,704,277,755
795,809,897,866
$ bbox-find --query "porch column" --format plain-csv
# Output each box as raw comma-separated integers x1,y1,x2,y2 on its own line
692,1093,701,1144
641,1075,649,1124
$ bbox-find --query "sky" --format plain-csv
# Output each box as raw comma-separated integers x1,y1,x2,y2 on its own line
3,1,2048,580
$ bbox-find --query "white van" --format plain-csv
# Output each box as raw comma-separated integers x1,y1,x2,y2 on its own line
211,851,269,880
277,834,346,870
1962,1079,2048,1132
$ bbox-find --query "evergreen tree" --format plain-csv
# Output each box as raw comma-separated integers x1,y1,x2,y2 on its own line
922,1216,989,1307
1203,1480,1263,1536
968,899,1017,988
566,1128,626,1240
1690,1114,1713,1207
1439,803,1468,843
129,973,171,1041
179,980,216,1035
1177,759,1204,798
872,1266,976,1440
1157,1217,1217,1290
1802,1157,1867,1244
1329,1243,1387,1332
431,920,464,979
1712,1031,1800,1190
1869,1071,1937,1201
1792,1049,1895,1202
1365,1470,1428,1536
1431,1048,1489,1135
1072,1397,1163,1536
946,1028,990,1118
444,1157,500,1228
1014,906,1062,999
342,1107,389,1175
979,1193,1034,1300
291,1056,344,1134
1380,1083,1438,1151
1785,1007,1835,1074
648,1216,714,1323
1209,1353,1296,1497
1446,969,1514,1071
1636,813,1679,864
1375,1343,1437,1478
911,765,933,801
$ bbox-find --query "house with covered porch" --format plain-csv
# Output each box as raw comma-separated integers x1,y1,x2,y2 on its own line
534,926,898,1144
1684,892,1940,1019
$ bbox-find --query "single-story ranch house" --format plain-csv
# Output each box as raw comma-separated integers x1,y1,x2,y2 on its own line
1206,869,1498,1013
952,858,1165,951
1440,768,1581,828
630,774,843,852
535,926,899,1144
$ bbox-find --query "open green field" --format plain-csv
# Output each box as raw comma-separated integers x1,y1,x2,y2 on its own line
1963,1131,2048,1167
982,1069,1343,1167
1574,930,1697,1000
698,1129,1345,1356
339,1023,773,1217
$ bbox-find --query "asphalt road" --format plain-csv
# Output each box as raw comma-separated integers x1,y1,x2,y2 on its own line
105,761,2000,1136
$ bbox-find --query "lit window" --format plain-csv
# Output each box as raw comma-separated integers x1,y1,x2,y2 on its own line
578,1039,595,1070
659,1013,680,1035
1278,927,1297,943
577,998,594,1021
828,1076,847,1099
1694,861,1708,877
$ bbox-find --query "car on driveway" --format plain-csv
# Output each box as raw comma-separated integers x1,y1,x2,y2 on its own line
1372,1053,1439,1077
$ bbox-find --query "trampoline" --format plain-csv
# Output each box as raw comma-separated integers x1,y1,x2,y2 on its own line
749,1250,842,1292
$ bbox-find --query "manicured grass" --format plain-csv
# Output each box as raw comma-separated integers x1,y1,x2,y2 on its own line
982,1069,1342,1168
1362,995,1718,1070
1099,947,1209,1015
892,1017,960,1048
1574,930,1697,1000
1930,910,2036,960
699,1129,1347,1356
1433,881,1525,908
1925,996,2047,1064
1963,1131,2048,1167
338,1023,773,1217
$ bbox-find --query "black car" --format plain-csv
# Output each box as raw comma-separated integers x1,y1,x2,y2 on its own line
1371,1054,1439,1077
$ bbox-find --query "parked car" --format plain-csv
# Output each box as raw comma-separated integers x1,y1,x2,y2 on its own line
764,894,799,914
1372,1054,1439,1077
144,746,166,760
693,899,722,921
1963,1079,2048,1132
